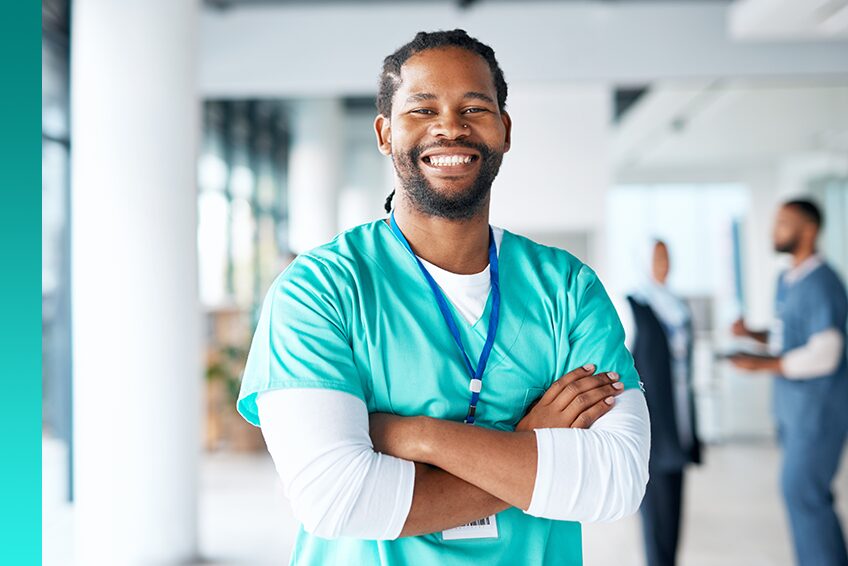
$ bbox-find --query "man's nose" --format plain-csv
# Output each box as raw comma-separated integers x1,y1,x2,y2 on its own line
429,112,469,140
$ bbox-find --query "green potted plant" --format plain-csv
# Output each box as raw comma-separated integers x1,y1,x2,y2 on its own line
205,344,265,451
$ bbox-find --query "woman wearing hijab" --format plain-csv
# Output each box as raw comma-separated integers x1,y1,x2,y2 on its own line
627,240,702,566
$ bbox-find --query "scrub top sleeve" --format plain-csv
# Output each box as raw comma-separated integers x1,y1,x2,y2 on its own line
565,265,642,391
803,276,843,338
237,256,366,427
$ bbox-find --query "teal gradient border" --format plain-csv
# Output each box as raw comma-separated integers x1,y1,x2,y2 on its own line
0,2,42,565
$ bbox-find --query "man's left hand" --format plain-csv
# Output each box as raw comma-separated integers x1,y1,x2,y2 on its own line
729,354,781,373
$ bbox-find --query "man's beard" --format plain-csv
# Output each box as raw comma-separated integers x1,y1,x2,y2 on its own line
775,235,799,254
392,140,503,221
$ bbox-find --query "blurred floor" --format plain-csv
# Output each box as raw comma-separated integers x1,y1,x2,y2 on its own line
44,438,848,566
585,440,848,566
42,440,296,566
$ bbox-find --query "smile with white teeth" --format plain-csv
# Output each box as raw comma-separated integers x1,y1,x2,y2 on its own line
423,154,476,167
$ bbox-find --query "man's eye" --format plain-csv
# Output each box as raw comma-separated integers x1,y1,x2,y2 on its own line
411,109,435,115
463,107,488,114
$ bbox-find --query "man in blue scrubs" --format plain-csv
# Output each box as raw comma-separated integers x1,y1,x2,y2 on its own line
732,199,848,566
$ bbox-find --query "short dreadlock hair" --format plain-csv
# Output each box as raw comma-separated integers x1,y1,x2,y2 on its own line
376,29,508,118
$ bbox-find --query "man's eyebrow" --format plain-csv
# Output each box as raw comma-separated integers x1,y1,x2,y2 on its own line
403,92,496,104
464,91,496,104
405,92,437,103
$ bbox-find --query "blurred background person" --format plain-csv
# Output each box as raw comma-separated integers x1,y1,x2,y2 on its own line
627,240,702,566
731,199,848,566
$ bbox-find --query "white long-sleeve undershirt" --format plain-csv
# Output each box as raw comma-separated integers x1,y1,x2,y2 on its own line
528,389,649,522
781,329,844,380
258,387,649,539
257,388,415,540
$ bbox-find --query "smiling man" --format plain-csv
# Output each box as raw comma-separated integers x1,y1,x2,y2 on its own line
238,30,650,565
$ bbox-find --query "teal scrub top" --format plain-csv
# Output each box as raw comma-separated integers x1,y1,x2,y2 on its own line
238,219,641,566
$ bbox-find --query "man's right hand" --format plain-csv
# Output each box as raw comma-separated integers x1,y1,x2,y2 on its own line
731,318,750,338
731,318,770,344
515,364,625,432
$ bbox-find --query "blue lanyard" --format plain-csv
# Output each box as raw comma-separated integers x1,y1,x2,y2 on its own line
389,212,501,424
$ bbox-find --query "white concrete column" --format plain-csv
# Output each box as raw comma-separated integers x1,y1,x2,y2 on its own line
71,1,200,564
288,98,344,253
742,167,784,328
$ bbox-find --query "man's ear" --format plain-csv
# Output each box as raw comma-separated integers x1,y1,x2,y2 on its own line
374,114,392,156
501,111,512,153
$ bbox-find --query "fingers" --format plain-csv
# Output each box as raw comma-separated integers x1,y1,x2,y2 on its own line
538,363,596,405
570,397,617,429
519,365,625,431
558,379,623,420
550,370,622,411
563,363,597,383
731,319,748,337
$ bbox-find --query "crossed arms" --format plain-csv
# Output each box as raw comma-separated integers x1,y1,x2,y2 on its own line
258,364,650,539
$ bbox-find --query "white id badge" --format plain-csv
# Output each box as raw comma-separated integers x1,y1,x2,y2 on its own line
442,514,499,540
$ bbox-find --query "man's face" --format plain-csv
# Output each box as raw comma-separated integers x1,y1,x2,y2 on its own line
375,47,511,220
773,206,806,253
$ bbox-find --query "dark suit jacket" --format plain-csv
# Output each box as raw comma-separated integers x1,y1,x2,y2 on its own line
627,296,702,472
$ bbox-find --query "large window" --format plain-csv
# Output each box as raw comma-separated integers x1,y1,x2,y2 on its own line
607,183,749,317
42,0,73,499
198,101,290,314
198,100,290,451
42,0,71,435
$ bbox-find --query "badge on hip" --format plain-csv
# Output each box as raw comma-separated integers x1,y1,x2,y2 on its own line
442,514,499,541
